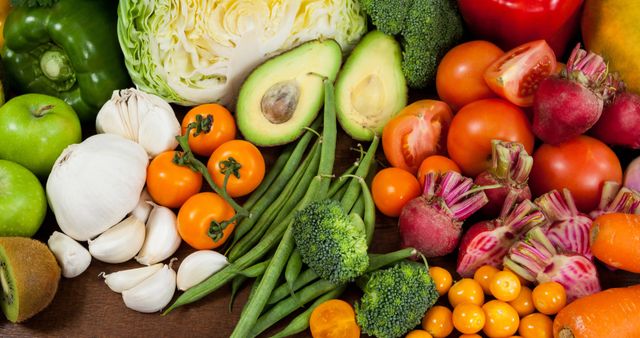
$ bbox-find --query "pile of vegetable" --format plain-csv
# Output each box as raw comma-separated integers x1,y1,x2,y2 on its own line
1,0,640,337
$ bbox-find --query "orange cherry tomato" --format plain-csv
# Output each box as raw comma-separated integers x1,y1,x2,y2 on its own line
146,151,203,208
447,98,535,177
422,305,454,338
473,265,500,295
453,303,486,334
405,330,434,338
429,266,453,296
489,270,522,302
182,103,236,157
518,313,552,338
508,286,534,317
207,140,265,198
482,300,520,338
436,40,504,111
177,192,235,250
382,100,453,174
448,278,485,308
484,40,557,107
532,282,567,315
503,266,530,286
309,299,359,338
371,167,421,217
417,155,461,188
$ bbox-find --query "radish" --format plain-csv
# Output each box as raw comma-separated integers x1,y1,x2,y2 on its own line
398,171,488,258
456,199,547,277
589,181,640,219
504,227,601,302
591,84,640,148
532,44,610,145
535,189,593,259
474,140,533,217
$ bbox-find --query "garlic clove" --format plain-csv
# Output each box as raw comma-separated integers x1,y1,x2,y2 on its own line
121,261,176,313
100,263,163,293
88,215,146,264
130,188,153,223
177,250,228,291
135,203,181,266
47,231,92,278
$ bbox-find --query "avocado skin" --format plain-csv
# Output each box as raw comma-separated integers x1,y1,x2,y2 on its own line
236,39,342,147
335,30,407,141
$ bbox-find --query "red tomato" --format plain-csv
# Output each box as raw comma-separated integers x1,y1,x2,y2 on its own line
484,40,557,107
447,99,535,177
371,167,421,217
436,40,504,111
530,135,622,212
382,100,453,174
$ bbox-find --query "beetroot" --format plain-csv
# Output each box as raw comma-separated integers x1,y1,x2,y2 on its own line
535,189,593,259
475,140,533,217
591,90,640,148
589,181,640,219
532,44,610,145
398,171,488,258
456,199,547,277
504,227,600,302
624,156,640,192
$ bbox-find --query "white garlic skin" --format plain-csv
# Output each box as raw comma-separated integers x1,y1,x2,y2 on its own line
177,250,229,291
122,263,176,313
130,189,153,223
101,263,163,293
135,204,181,265
47,231,92,278
88,215,146,264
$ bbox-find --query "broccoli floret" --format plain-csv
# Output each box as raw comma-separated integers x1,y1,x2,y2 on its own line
292,199,369,285
361,0,464,88
11,0,59,7
355,262,439,338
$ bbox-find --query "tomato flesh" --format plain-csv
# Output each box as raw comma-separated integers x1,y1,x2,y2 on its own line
485,40,557,107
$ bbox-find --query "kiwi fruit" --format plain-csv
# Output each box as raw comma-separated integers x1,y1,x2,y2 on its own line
0,237,61,323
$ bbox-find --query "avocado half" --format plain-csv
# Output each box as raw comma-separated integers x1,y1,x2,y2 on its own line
335,30,407,141
236,39,342,146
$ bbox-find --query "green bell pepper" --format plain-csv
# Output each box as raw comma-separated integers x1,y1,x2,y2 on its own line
1,0,130,122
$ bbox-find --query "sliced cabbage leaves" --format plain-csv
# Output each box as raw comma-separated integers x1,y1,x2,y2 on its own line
117,0,367,106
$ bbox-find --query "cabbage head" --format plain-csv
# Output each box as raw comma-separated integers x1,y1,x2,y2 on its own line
117,0,367,106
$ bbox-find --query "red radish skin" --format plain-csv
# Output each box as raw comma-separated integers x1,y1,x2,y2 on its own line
532,44,609,145
398,171,488,258
591,91,640,148
475,172,532,216
456,199,546,277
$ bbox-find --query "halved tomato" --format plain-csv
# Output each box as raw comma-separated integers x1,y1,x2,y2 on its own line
484,40,557,107
382,100,453,174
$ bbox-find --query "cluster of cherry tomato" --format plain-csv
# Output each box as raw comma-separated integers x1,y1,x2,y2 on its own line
145,103,265,250
405,265,566,338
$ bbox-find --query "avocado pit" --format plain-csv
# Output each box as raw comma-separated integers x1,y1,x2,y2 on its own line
260,80,300,124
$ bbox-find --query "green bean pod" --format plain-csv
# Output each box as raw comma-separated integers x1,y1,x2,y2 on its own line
340,136,379,211
284,249,303,293
350,193,365,218
268,268,319,305
327,163,357,198
242,143,293,211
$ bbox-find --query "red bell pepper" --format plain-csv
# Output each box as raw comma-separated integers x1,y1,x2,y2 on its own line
457,0,584,57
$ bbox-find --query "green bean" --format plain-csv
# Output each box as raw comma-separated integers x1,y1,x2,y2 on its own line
329,181,349,201
367,247,417,272
269,286,346,338
229,275,247,312
250,279,339,338
350,193,365,218
242,143,293,211
316,78,338,199
230,226,296,338
230,118,321,242
358,178,376,246
340,136,379,211
229,142,320,261
268,268,318,305
327,163,357,198
284,249,303,293
229,258,272,311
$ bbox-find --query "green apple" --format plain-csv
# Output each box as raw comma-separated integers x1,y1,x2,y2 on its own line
0,94,82,177
0,160,47,237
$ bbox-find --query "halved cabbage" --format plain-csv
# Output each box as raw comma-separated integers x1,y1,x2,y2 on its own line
117,0,367,106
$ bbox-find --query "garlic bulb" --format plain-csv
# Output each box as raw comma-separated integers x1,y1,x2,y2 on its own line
130,189,153,223
135,203,181,265
177,250,228,291
88,215,146,264
46,133,148,241
101,263,163,293
96,88,180,158
122,261,177,313
47,231,92,278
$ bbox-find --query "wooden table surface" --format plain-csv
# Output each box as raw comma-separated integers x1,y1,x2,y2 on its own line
3,120,640,338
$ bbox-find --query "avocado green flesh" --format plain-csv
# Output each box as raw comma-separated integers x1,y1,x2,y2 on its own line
336,30,407,141
236,39,342,147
